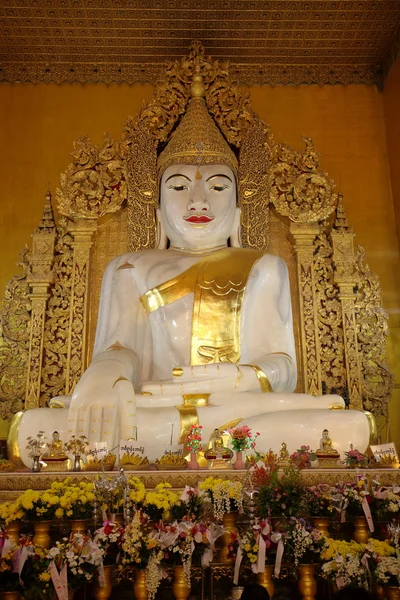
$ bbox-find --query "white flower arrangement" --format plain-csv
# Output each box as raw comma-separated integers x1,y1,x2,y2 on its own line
374,554,400,586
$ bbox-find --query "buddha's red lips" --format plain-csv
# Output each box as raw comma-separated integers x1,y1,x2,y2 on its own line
184,215,214,223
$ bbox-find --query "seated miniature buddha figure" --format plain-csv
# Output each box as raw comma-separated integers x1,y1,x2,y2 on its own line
12,70,371,466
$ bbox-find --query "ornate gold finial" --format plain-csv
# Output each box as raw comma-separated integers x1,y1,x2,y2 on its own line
333,193,351,232
38,190,56,232
157,64,238,177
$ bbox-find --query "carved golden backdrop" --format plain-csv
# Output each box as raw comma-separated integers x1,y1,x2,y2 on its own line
1,0,400,88
0,45,394,441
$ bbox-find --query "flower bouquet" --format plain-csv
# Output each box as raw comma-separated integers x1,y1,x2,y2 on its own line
0,537,20,592
93,520,125,565
199,477,243,521
46,533,103,596
373,553,400,587
256,467,306,518
16,488,61,522
228,520,272,572
372,481,400,521
335,476,376,523
143,483,180,521
320,539,366,589
344,446,368,468
119,511,163,599
0,500,25,525
150,520,196,587
128,476,146,509
53,479,95,520
20,544,53,600
304,484,335,517
171,486,204,521
286,518,327,566
290,446,317,470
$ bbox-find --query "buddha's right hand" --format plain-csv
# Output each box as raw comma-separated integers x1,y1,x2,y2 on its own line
67,351,136,450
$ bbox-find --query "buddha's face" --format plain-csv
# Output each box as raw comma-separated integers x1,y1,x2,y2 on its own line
159,164,239,249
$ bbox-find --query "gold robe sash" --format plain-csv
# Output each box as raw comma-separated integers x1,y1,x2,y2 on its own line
140,248,263,365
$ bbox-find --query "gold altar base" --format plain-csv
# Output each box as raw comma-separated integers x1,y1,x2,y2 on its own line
0,467,399,503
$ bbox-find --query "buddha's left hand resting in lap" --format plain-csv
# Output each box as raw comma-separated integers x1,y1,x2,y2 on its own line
13,72,371,465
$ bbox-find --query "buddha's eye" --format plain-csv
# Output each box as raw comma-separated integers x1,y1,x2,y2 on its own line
210,184,229,192
168,184,188,191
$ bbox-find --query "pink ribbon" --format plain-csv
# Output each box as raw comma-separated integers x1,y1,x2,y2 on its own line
48,561,68,600
257,535,266,573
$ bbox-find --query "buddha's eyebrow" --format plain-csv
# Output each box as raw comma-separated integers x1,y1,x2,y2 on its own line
165,173,191,183
206,174,232,182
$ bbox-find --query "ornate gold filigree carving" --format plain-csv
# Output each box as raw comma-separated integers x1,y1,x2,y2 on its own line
355,246,395,420
270,138,337,224
0,249,30,420
238,115,273,250
56,134,128,220
290,222,322,396
25,192,57,409
41,222,74,406
314,228,346,396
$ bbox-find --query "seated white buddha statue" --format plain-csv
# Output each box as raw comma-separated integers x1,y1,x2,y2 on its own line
12,73,371,465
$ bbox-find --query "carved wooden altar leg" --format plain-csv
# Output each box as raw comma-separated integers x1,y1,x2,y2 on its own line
331,198,363,411
25,192,56,409
290,222,322,396
65,219,97,394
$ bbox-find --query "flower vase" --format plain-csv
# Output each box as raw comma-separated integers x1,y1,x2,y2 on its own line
72,454,81,471
6,521,20,545
93,565,115,600
188,451,199,470
70,519,89,536
218,511,238,563
312,516,330,538
257,565,275,598
373,584,385,600
385,587,400,600
233,450,245,470
33,520,52,549
172,565,191,600
298,564,317,600
133,568,148,600
353,516,369,544
31,455,41,472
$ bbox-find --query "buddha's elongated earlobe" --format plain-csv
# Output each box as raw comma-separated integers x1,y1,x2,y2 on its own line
229,207,242,248
155,208,168,249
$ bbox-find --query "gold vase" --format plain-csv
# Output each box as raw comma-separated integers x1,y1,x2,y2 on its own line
312,517,330,538
133,568,148,600
298,564,317,600
92,565,115,600
172,565,191,600
257,565,274,598
373,584,385,600
0,592,20,600
6,521,20,545
70,519,89,536
33,520,52,549
353,516,369,544
386,587,400,600
218,511,238,563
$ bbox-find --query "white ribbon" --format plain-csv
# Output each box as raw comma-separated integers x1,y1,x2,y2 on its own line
257,535,266,573
48,561,68,600
233,547,243,585
1,538,13,558
361,497,374,533
271,533,284,578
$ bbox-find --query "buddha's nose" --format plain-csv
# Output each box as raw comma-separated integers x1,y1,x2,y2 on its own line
187,182,209,211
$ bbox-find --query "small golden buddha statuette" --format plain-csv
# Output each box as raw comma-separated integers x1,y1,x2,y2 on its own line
43,431,69,472
204,429,233,470
316,428,340,468
277,441,291,467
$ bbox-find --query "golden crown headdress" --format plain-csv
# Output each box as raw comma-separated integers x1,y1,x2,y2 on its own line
157,67,238,177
